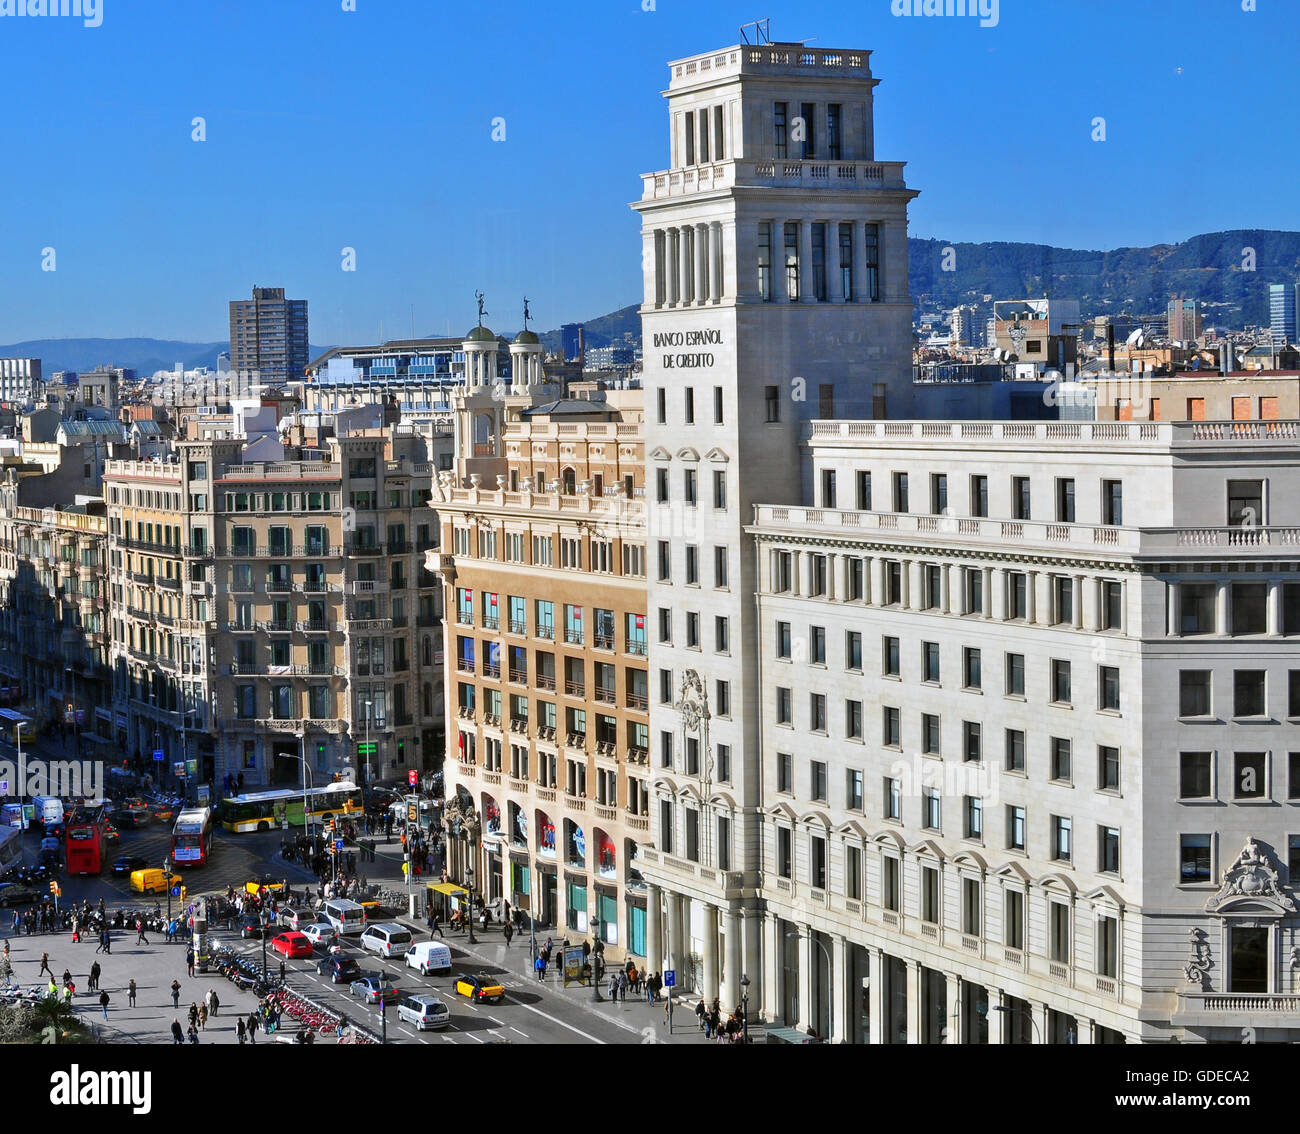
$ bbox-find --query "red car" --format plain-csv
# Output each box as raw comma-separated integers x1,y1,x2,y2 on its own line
270,931,313,959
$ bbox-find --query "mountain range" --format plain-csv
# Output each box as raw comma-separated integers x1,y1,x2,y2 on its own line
3,230,1296,373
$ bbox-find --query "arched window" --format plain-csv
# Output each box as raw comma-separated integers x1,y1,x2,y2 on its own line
422,636,432,666
562,467,576,495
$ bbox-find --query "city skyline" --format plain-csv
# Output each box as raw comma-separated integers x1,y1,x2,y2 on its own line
0,0,1296,345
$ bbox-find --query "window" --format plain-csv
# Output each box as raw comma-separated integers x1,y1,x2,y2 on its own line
685,612,699,648
1052,816,1072,863
1180,834,1211,882
811,224,827,302
810,694,827,733
921,713,941,756
963,721,982,763
884,560,902,605
1098,826,1121,874
845,700,863,740
1181,751,1213,799
1005,653,1025,697
715,615,729,653
847,556,864,600
655,467,668,503
658,608,671,643
970,474,988,517
922,642,940,682
684,387,695,424
838,222,853,300
847,769,863,811
811,625,826,664
1051,659,1071,705
862,223,879,301
1055,477,1075,522
1007,805,1026,851
882,706,900,748
772,100,788,158
930,473,948,515
659,801,674,855
963,647,982,690
765,384,780,422
1007,573,1028,620
856,470,872,510
1099,666,1120,711
1053,577,1074,626
657,540,671,582
1180,670,1212,716
683,469,697,506
1012,476,1031,520
1102,480,1123,526
1234,670,1266,717
772,551,792,592
1051,738,1072,783
1049,902,1070,964
923,565,942,609
1179,583,1215,634
776,827,792,878
783,222,800,300
715,680,730,717
1102,581,1123,630
892,472,909,513
1291,670,1300,717
685,545,699,585
882,855,900,909
963,569,984,615
920,866,940,920
713,470,727,511
1098,746,1120,792
656,387,666,423
965,796,983,840
776,621,791,659
757,223,772,300
1231,583,1267,635
810,760,827,802
820,468,836,508
713,386,723,424
1227,479,1263,527
845,844,862,899
776,687,792,725
798,101,815,159
1233,751,1267,800
777,752,793,793
1097,916,1119,979
882,636,900,676
1004,890,1024,949
717,744,731,783
884,778,901,822
809,555,827,596
809,835,827,889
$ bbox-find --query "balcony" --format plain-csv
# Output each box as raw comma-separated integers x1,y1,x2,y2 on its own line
350,580,389,595
564,681,585,698
594,687,617,705
483,663,501,679
595,741,617,757
508,619,527,635
296,620,332,632
266,580,294,593
627,747,649,766
457,658,475,675
345,542,386,557
457,706,476,721
388,541,411,555
508,668,527,685
535,674,556,692
564,629,584,646
417,614,441,628
348,617,392,633
483,713,501,728
1173,992,1300,1026
536,626,554,640
258,621,293,633
626,640,647,657
593,634,615,651
482,614,500,631
626,692,648,711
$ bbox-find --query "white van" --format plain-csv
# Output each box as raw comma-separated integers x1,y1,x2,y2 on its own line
396,993,449,1031
32,797,63,829
359,922,413,958
322,898,366,937
405,939,452,975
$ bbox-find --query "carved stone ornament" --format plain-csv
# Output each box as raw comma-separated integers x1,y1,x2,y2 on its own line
1182,927,1211,991
675,669,709,733
1205,838,1296,912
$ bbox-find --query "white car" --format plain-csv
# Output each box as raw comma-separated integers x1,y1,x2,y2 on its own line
301,922,338,948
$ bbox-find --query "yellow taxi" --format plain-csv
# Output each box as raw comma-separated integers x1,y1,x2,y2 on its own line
130,868,184,895
454,972,505,1003
244,875,286,896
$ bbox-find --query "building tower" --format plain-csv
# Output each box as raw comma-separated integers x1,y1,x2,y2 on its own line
453,298,506,487
630,40,917,1013
509,299,546,394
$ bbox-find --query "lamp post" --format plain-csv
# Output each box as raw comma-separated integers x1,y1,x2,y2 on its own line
162,861,174,924
740,974,750,1044
363,701,372,786
591,917,603,1002
462,807,479,944
992,1002,1041,1044
259,909,270,981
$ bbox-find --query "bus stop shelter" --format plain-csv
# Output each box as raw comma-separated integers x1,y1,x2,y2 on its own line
425,881,470,922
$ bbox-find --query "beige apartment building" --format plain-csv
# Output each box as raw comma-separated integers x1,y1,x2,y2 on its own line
1088,369,1300,422
104,426,445,793
429,327,653,958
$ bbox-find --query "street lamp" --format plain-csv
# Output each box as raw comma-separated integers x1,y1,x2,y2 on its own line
740,974,750,1044
162,860,174,924
591,917,602,1002
259,909,271,981
992,1002,1041,1044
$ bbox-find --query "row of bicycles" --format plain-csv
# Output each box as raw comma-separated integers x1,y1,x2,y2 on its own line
264,988,377,1044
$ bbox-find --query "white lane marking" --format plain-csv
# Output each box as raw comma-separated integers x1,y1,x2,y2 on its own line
503,995,606,1044
464,1030,485,1043
443,1035,457,1043
510,1026,527,1038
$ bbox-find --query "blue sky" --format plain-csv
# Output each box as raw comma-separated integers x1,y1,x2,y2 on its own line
0,0,1293,345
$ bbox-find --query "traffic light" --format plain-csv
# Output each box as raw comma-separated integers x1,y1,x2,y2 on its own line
49,882,60,897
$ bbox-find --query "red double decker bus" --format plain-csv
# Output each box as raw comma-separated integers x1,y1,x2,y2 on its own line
65,802,110,875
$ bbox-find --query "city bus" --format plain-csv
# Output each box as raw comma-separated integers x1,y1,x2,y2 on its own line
0,709,32,747
215,781,363,833
65,803,110,875
0,826,22,875
171,807,214,866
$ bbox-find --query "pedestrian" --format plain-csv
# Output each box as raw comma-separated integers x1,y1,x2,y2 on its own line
171,979,181,1009
171,1019,184,1044
534,954,546,981
609,974,619,1001
38,951,52,980
503,922,513,947
279,959,286,984
102,929,112,955
135,918,149,945
618,970,629,1001
99,989,110,1019
696,998,707,1032
198,1002,208,1030
187,1022,199,1044
127,979,137,1007
247,1010,259,1044
186,947,195,978
89,961,101,992
237,1017,246,1044
188,1002,198,1029
209,988,220,1016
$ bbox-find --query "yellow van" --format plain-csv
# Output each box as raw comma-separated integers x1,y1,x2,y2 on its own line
129,868,183,895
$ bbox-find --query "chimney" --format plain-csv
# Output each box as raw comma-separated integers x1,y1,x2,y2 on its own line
1106,322,1115,373
1219,341,1231,376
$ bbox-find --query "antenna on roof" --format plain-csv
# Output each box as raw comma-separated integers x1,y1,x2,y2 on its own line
739,18,771,45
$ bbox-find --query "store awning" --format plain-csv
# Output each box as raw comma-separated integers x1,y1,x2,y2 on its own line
426,882,469,898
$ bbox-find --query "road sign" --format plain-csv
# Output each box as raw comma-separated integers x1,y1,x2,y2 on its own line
407,802,418,824
152,749,164,762
407,769,418,787
664,969,676,987
334,839,344,852
170,885,181,897
358,742,377,756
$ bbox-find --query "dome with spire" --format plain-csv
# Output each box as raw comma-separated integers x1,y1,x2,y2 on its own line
513,329,540,345
465,325,496,342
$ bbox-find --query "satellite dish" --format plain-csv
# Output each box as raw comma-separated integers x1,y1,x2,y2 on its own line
1124,328,1144,346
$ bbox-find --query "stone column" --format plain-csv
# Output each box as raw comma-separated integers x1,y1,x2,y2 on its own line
1038,1001,1050,1045
666,890,684,973
709,221,723,302
1076,1016,1094,1043
905,960,922,1043
1072,574,1086,630
744,907,762,1019
942,564,953,615
827,553,837,600
945,972,961,1043
646,883,662,972
798,220,814,302
1027,570,1039,624
831,934,849,1043
1166,580,1179,636
792,550,802,597
702,903,719,1002
763,913,781,1023
1215,579,1229,635
1268,579,1282,636
695,223,709,305
901,558,912,609
987,987,1004,1044
666,229,680,306
851,220,866,302
679,227,693,305
982,566,994,619
721,220,739,300
723,906,741,1009
797,924,814,1030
